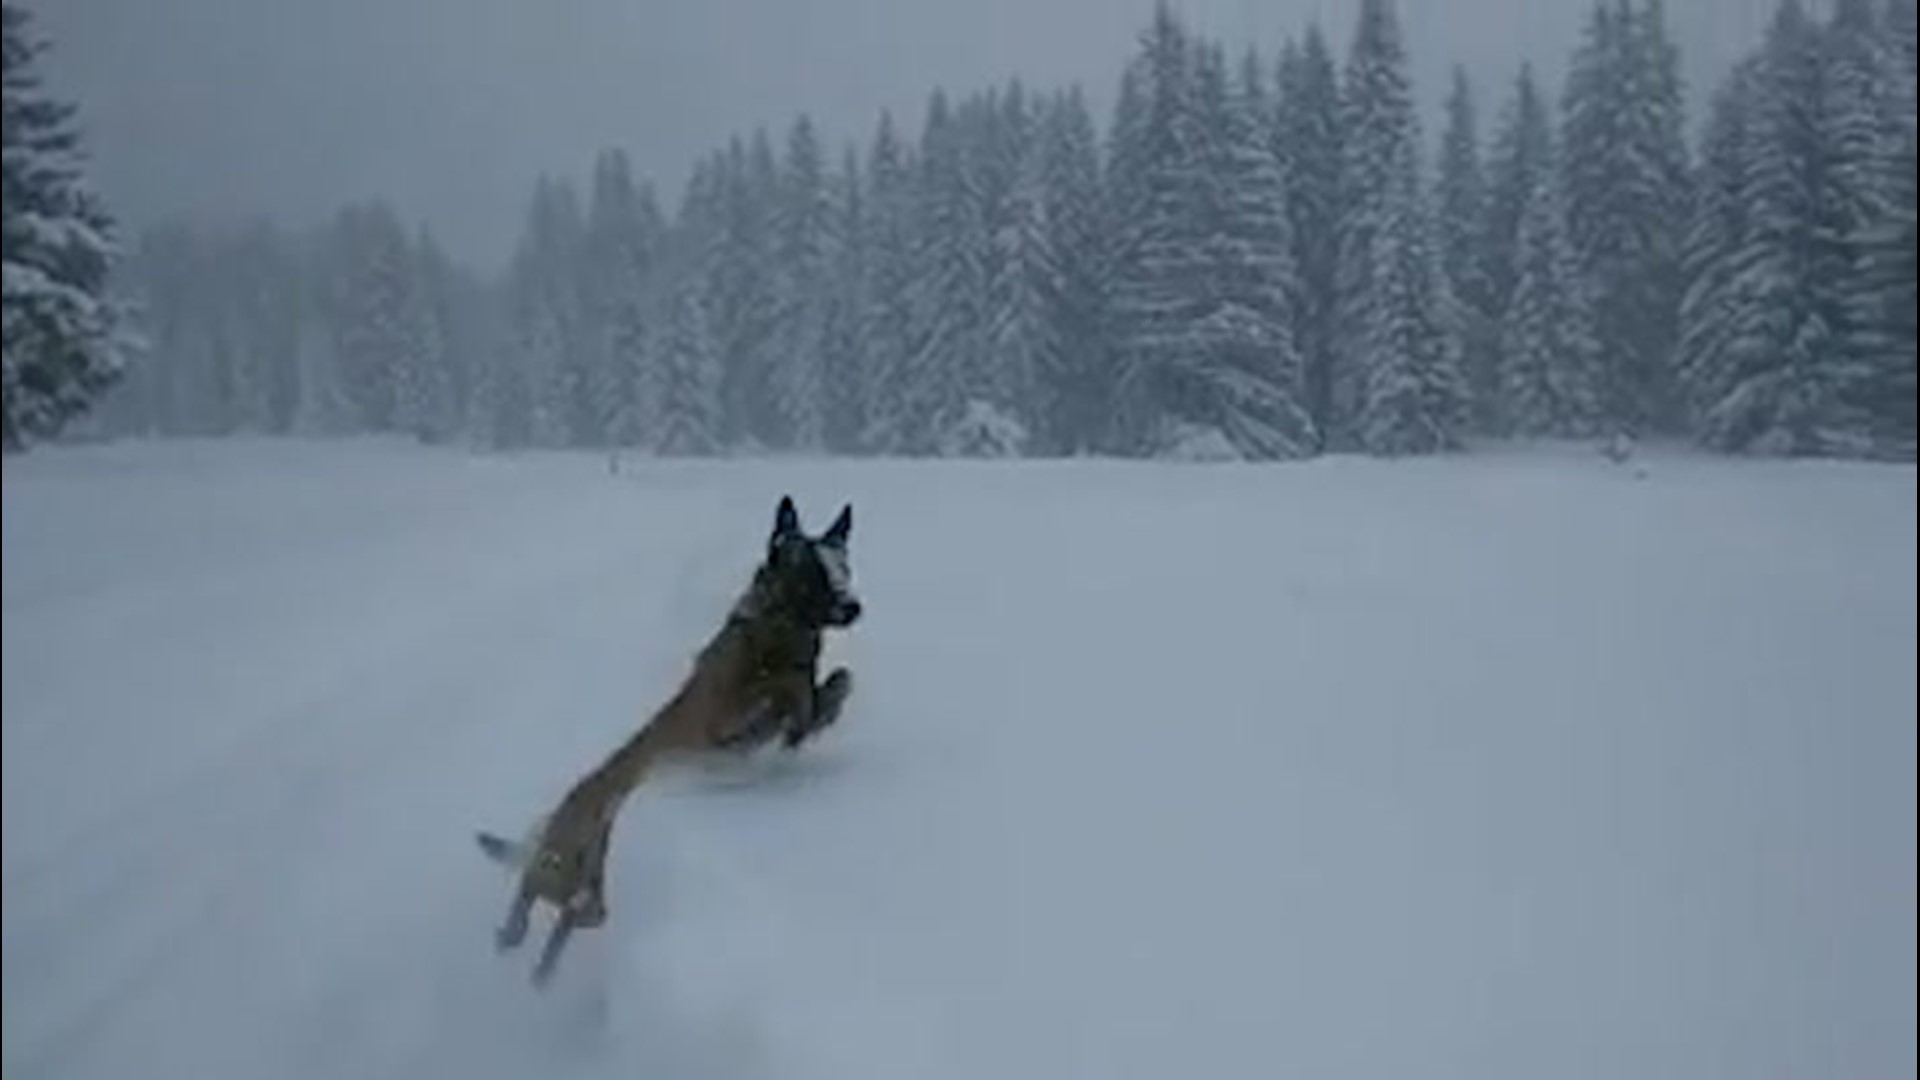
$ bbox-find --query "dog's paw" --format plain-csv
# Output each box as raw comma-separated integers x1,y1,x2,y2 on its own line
570,890,609,928
496,918,528,953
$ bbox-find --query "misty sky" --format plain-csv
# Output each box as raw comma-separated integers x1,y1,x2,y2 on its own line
37,0,1773,269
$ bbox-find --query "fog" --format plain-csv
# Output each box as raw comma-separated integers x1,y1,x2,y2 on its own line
38,0,1772,268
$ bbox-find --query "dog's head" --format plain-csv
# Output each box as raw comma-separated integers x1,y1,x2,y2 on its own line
761,495,862,630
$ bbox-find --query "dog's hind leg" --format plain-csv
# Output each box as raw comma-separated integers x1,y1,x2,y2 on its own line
495,881,535,952
785,667,853,749
531,908,579,987
574,823,612,929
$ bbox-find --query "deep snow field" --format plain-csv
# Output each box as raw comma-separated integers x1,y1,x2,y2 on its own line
3,437,1914,1080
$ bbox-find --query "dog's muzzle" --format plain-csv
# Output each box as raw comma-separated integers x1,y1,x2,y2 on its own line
829,598,863,626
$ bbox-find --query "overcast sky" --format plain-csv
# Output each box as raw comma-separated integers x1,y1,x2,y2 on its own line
35,0,1774,269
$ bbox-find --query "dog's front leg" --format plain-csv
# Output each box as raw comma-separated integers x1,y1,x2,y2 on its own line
710,698,782,750
782,667,852,749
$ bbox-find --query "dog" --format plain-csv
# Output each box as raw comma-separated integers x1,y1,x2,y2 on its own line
477,494,862,986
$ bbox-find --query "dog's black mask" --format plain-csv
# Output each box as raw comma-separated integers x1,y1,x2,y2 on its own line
763,496,862,629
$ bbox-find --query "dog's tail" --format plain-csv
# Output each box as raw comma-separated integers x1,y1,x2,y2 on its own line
475,831,530,868
475,814,549,870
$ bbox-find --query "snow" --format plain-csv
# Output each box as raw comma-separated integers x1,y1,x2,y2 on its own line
4,437,1915,1080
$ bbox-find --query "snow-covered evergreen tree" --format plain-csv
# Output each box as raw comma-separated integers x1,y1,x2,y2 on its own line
1037,87,1107,455
1693,0,1866,453
1194,49,1315,457
769,114,833,450
820,146,868,454
1826,0,1913,455
1275,25,1343,442
653,277,722,455
98,226,184,436
586,149,659,448
329,202,433,433
856,111,916,454
504,177,592,447
243,222,307,434
980,125,1052,455
1848,34,1915,455
1435,66,1498,433
1559,0,1692,433
1103,3,1210,455
1851,155,1914,457
900,88,989,455
1482,63,1557,435
979,79,1036,259
937,398,1029,457
1103,11,1315,459
1501,170,1600,436
390,226,454,442
1333,0,1465,454
709,132,781,449
2,3,130,449
1677,58,1761,437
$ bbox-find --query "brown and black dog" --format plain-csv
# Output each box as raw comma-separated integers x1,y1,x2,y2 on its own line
476,495,862,986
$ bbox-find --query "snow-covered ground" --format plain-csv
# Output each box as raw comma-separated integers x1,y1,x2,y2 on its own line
4,437,1914,1080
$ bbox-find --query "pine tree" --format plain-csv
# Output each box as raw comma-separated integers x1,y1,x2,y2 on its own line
1502,170,1600,436
427,247,490,443
820,145,868,454
197,225,265,434
1892,0,1918,120
1192,48,1315,457
1559,0,1692,433
1105,60,1151,268
505,178,588,447
857,111,916,454
769,114,833,450
1098,64,1150,454
2,4,130,449
391,226,454,442
586,149,658,448
96,226,183,435
979,79,1036,259
1435,66,1498,432
1038,87,1107,455
900,88,989,455
653,277,722,455
1104,3,1210,455
1849,128,1914,456
1850,0,1915,455
241,222,306,434
1482,64,1557,430
708,131,781,449
980,123,1052,456
1275,25,1342,441
1827,0,1913,454
1676,60,1761,436
1694,0,1865,453
1333,0,1465,454
329,202,429,433
290,225,355,437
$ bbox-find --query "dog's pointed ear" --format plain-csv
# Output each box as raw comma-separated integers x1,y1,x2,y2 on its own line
772,495,800,542
823,503,852,546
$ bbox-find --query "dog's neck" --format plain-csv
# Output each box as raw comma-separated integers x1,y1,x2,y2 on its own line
727,561,823,633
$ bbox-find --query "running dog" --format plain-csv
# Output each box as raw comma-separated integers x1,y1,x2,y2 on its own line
476,495,862,985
